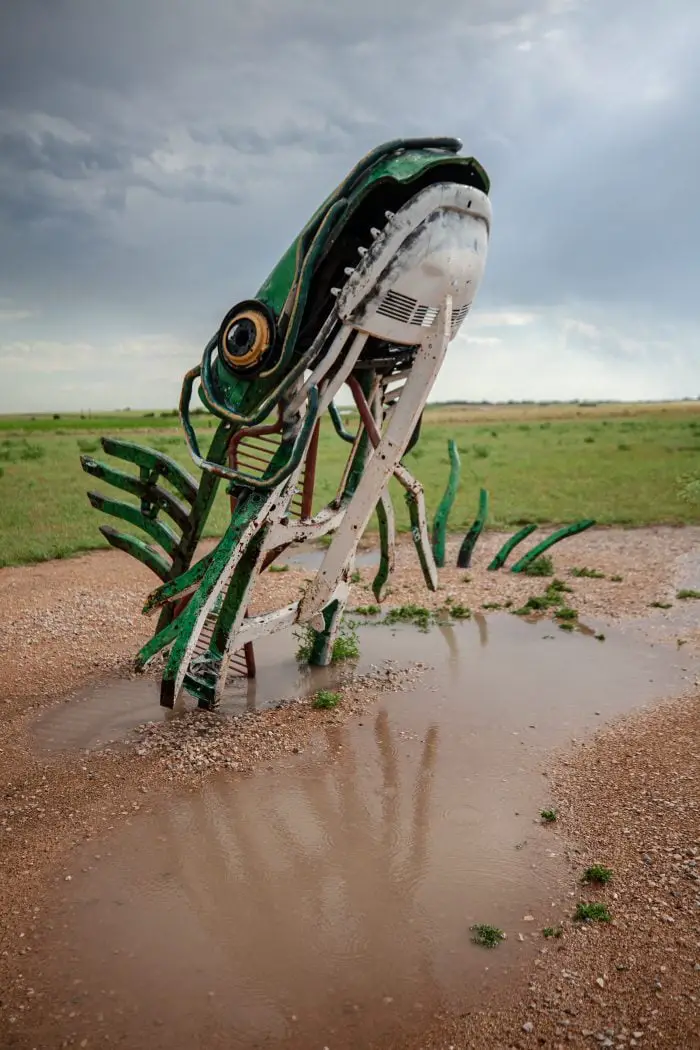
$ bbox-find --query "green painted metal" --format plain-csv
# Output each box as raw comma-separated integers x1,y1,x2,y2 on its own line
87,491,181,556
308,599,341,667
328,401,355,443
100,437,198,504
373,495,393,603
457,488,489,569
431,439,461,568
487,523,538,571
405,490,438,592
99,525,172,581
81,456,191,533
510,519,597,574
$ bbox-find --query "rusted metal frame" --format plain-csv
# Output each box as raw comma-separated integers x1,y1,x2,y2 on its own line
300,419,320,518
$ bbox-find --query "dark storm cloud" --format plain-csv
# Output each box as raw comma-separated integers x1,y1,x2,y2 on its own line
0,0,699,410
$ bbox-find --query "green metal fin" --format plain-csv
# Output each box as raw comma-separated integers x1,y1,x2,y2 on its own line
87,491,181,556
431,439,461,568
99,525,171,581
81,456,191,533
510,519,596,573
488,524,537,571
456,488,489,569
100,437,199,504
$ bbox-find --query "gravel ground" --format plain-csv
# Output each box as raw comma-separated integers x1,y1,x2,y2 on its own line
1,525,699,1047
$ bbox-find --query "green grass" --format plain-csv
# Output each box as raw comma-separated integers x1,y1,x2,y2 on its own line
582,864,613,885
295,619,360,664
570,566,606,579
470,923,505,948
676,589,700,600
542,925,563,938
1,403,700,567
313,690,341,710
522,554,554,576
574,902,611,923
540,808,558,823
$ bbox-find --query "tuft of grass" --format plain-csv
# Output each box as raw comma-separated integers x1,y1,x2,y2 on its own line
540,808,558,823
384,604,433,631
350,569,361,584
482,601,502,610
574,902,611,923
522,555,554,577
449,603,472,620
649,600,672,609
547,577,574,594
295,619,360,663
570,566,605,579
555,606,578,621
353,604,381,615
542,925,564,939
313,690,341,710
268,563,290,573
559,622,575,632
470,923,505,948
582,864,613,885
676,589,700,600
610,574,623,582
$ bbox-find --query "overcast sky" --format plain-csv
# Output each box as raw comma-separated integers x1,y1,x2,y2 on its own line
1,0,698,412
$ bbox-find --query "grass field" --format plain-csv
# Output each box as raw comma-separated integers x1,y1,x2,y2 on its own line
0,401,699,568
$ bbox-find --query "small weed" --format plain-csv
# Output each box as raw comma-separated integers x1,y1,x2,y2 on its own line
473,444,490,459
482,602,502,610
618,442,632,452
649,600,672,609
574,902,611,923
610,575,624,582
584,436,595,444
319,533,334,548
354,604,381,615
676,589,700,600
332,621,361,661
595,633,606,642
559,622,575,632
677,638,687,648
384,604,433,631
470,923,505,948
268,563,289,573
582,864,613,885
547,578,573,594
555,607,578,621
542,925,563,939
570,566,605,579
350,569,361,584
540,809,558,823
522,555,554,577
449,603,472,620
77,438,99,453
313,690,341,710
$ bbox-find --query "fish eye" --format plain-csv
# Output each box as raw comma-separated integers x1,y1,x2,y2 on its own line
219,305,274,373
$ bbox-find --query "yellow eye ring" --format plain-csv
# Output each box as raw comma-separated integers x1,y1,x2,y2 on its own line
220,309,272,370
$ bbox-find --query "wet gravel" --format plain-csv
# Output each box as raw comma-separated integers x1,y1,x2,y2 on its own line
1,526,700,1048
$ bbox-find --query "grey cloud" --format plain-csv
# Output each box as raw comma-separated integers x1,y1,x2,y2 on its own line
1,0,700,411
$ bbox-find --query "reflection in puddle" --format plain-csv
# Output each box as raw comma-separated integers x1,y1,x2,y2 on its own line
17,617,696,1049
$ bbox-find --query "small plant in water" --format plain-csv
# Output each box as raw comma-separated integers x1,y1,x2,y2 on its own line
559,622,575,632
582,864,613,885
332,621,361,660
353,604,381,616
676,589,700,600
540,809,558,823
313,690,341,710
595,633,606,642
649,600,672,609
523,555,554,577
542,925,564,939
449,603,472,620
268,563,289,573
555,606,578,621
574,902,611,923
384,604,433,631
470,923,505,948
350,569,361,584
482,601,502,610
570,566,605,579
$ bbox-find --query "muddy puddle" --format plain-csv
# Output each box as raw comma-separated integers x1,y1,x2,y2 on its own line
17,616,697,1050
